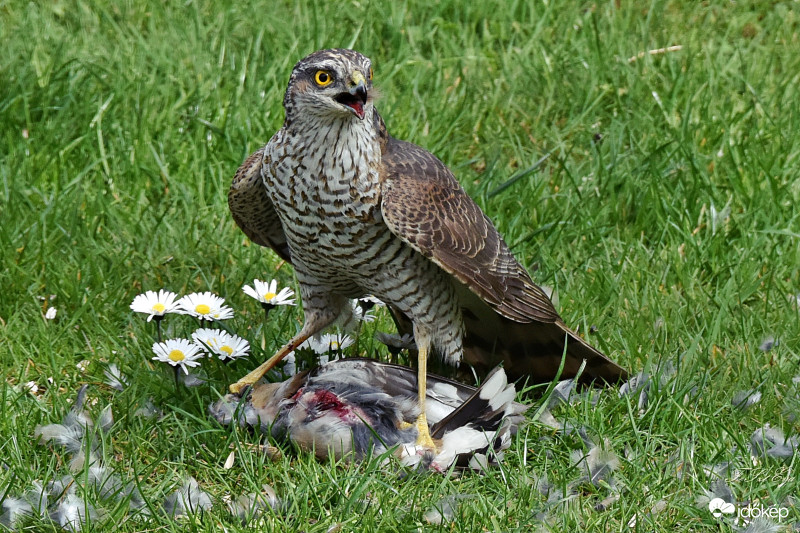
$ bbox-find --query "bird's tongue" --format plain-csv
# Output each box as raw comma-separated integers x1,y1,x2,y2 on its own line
336,91,366,119
346,100,365,119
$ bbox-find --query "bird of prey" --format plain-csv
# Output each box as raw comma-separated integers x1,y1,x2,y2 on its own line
228,48,627,449
212,358,524,471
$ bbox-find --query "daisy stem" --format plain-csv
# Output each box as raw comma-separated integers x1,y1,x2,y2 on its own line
174,365,180,391
261,303,276,322
155,318,163,343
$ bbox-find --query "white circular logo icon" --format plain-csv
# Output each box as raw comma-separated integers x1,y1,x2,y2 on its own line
708,498,736,518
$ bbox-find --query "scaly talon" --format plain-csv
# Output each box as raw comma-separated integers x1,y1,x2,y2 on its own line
230,334,311,394
414,337,438,451
415,411,436,449
229,375,258,395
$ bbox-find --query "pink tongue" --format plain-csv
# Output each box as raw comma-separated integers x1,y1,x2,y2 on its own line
349,101,364,118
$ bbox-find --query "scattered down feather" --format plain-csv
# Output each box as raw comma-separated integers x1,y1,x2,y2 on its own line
34,385,113,471
750,425,799,461
162,477,213,518
210,358,526,471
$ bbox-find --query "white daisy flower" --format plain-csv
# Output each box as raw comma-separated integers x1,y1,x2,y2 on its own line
283,337,326,363
353,304,377,323
152,338,204,374
44,307,57,320
215,334,250,361
177,292,232,320
130,289,180,322
191,328,226,354
295,338,317,352
293,337,321,355
242,279,295,306
210,306,234,320
192,329,250,361
359,295,385,308
316,333,354,353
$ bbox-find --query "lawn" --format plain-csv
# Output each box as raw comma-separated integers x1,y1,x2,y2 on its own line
1,0,799,531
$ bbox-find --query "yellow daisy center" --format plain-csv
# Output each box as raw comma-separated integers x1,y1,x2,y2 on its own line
263,292,277,301
168,349,185,362
330,341,340,350
152,303,166,313
220,345,233,356
195,304,211,315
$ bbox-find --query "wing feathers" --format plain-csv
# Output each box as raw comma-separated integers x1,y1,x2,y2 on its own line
228,147,292,262
376,117,626,384
380,135,559,324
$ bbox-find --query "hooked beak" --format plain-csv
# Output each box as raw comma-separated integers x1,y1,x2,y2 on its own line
334,71,368,120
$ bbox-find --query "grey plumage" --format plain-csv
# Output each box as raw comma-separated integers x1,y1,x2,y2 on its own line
750,425,799,460
34,385,111,471
161,477,213,518
210,358,524,470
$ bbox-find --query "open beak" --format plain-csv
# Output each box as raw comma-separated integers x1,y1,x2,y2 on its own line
335,72,368,120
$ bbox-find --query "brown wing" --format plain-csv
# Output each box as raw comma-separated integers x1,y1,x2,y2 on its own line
228,147,292,262
379,136,557,323
377,120,627,385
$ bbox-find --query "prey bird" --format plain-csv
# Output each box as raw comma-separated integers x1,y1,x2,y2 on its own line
212,358,524,471
228,48,627,449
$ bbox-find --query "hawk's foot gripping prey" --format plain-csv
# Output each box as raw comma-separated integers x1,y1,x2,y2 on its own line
227,48,627,441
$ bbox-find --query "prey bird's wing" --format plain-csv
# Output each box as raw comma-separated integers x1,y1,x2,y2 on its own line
228,147,292,262
376,117,627,384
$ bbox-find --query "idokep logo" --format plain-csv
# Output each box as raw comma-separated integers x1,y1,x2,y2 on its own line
708,498,735,518
708,498,790,522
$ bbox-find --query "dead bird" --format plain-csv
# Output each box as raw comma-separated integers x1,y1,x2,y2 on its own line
210,358,526,471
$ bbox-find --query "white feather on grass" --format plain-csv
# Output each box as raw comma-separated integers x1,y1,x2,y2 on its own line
571,438,620,487
227,484,280,525
750,425,798,460
102,364,128,391
162,477,212,518
50,493,98,532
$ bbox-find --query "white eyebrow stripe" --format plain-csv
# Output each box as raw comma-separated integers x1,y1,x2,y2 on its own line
314,60,344,72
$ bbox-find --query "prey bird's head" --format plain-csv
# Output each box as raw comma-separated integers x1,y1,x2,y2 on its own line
283,48,375,123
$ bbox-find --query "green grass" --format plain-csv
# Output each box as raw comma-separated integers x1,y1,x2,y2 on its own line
2,0,800,530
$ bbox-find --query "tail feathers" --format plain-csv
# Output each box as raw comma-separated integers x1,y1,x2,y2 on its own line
562,325,628,384
428,367,524,470
460,317,628,385
430,366,523,439
390,290,628,386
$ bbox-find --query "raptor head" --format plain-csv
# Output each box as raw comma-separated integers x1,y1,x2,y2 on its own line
283,48,374,122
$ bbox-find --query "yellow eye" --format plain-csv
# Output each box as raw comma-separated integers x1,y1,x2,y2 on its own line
314,70,333,87
368,68,373,81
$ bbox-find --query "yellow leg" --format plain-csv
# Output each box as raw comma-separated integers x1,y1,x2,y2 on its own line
229,332,311,394
415,344,436,449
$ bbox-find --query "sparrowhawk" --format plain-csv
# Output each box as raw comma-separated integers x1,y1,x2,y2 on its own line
228,49,627,449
